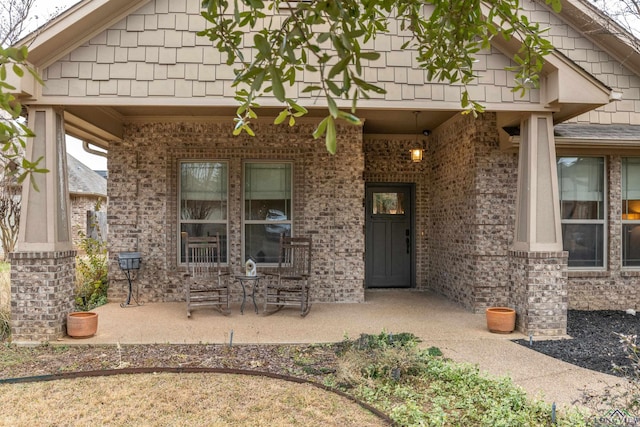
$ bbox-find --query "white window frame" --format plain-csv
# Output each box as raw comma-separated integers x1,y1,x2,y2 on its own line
242,161,293,265
178,160,229,265
557,156,607,270
622,157,640,268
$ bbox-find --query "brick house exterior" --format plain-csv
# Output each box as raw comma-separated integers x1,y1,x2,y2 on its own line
8,0,640,341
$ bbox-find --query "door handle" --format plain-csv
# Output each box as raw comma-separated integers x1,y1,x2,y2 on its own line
406,229,410,254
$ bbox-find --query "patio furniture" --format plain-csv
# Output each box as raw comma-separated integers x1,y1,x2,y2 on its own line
184,233,230,317
234,274,261,314
264,235,312,316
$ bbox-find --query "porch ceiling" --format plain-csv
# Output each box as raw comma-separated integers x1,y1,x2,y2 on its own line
63,104,459,149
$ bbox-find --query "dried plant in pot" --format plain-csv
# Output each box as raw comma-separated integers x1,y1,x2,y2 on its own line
486,307,516,334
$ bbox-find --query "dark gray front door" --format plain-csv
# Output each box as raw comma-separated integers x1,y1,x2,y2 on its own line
365,184,413,288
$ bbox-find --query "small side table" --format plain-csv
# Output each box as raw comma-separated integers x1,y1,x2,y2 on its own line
234,275,260,314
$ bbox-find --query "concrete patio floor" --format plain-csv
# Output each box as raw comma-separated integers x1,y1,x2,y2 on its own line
59,289,626,410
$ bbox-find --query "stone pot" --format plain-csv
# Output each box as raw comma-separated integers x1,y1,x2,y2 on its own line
486,307,516,334
66,312,98,338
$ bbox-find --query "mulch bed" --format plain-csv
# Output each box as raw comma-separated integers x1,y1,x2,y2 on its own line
0,342,339,383
513,310,640,377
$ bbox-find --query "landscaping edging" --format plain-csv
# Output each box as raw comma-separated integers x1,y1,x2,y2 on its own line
0,367,394,425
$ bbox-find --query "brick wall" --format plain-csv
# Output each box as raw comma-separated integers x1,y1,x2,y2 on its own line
509,250,568,336
9,251,76,342
428,113,518,311
107,119,365,304
70,195,103,249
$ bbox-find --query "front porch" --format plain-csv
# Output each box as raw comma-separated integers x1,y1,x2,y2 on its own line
56,290,516,345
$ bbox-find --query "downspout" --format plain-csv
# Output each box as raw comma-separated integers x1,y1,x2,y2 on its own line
82,140,108,158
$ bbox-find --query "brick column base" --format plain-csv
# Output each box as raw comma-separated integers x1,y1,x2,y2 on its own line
9,251,77,343
509,250,568,336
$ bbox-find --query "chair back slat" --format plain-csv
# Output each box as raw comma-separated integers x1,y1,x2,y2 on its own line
186,234,222,279
279,236,312,277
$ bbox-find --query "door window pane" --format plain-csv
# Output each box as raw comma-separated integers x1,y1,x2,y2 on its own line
557,157,605,268
244,163,292,263
372,192,405,215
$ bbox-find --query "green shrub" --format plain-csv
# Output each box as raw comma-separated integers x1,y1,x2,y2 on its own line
331,331,588,426
75,201,108,311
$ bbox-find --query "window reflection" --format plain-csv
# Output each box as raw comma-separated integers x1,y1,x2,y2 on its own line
373,193,405,215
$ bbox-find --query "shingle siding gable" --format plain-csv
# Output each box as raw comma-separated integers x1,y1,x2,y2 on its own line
40,0,544,106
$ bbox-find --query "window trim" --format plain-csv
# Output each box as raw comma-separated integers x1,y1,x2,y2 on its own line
558,156,607,270
621,157,640,269
242,160,294,266
178,160,229,266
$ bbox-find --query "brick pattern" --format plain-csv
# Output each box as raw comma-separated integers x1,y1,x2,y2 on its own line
428,113,518,311
509,250,568,336
107,120,365,304
70,195,101,248
9,251,77,342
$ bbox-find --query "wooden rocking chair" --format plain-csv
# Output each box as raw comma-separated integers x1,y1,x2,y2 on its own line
184,233,230,317
264,235,312,316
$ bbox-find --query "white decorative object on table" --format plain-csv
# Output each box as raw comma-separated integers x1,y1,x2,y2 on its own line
245,257,257,276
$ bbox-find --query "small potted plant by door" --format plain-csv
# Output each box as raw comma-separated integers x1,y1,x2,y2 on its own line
486,307,516,334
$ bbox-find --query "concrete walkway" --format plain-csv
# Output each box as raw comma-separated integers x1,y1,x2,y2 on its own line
60,290,625,410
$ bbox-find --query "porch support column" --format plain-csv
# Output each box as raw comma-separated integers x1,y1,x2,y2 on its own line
9,106,76,343
509,112,568,336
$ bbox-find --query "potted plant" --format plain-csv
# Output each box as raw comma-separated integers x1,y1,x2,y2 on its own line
67,210,108,338
486,307,516,334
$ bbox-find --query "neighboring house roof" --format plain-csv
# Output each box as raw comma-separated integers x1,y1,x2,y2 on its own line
67,153,107,198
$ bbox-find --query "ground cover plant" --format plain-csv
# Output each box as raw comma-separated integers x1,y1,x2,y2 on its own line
330,332,587,426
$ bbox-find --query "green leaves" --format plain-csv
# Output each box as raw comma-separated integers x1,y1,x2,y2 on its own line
199,0,559,154
0,44,47,186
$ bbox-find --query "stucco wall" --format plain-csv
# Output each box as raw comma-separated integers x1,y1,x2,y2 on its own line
107,120,365,304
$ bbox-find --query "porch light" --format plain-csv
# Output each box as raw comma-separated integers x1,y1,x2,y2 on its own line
410,148,423,162
410,111,424,163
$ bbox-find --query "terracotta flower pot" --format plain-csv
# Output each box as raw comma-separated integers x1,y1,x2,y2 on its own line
66,312,98,338
486,307,516,334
